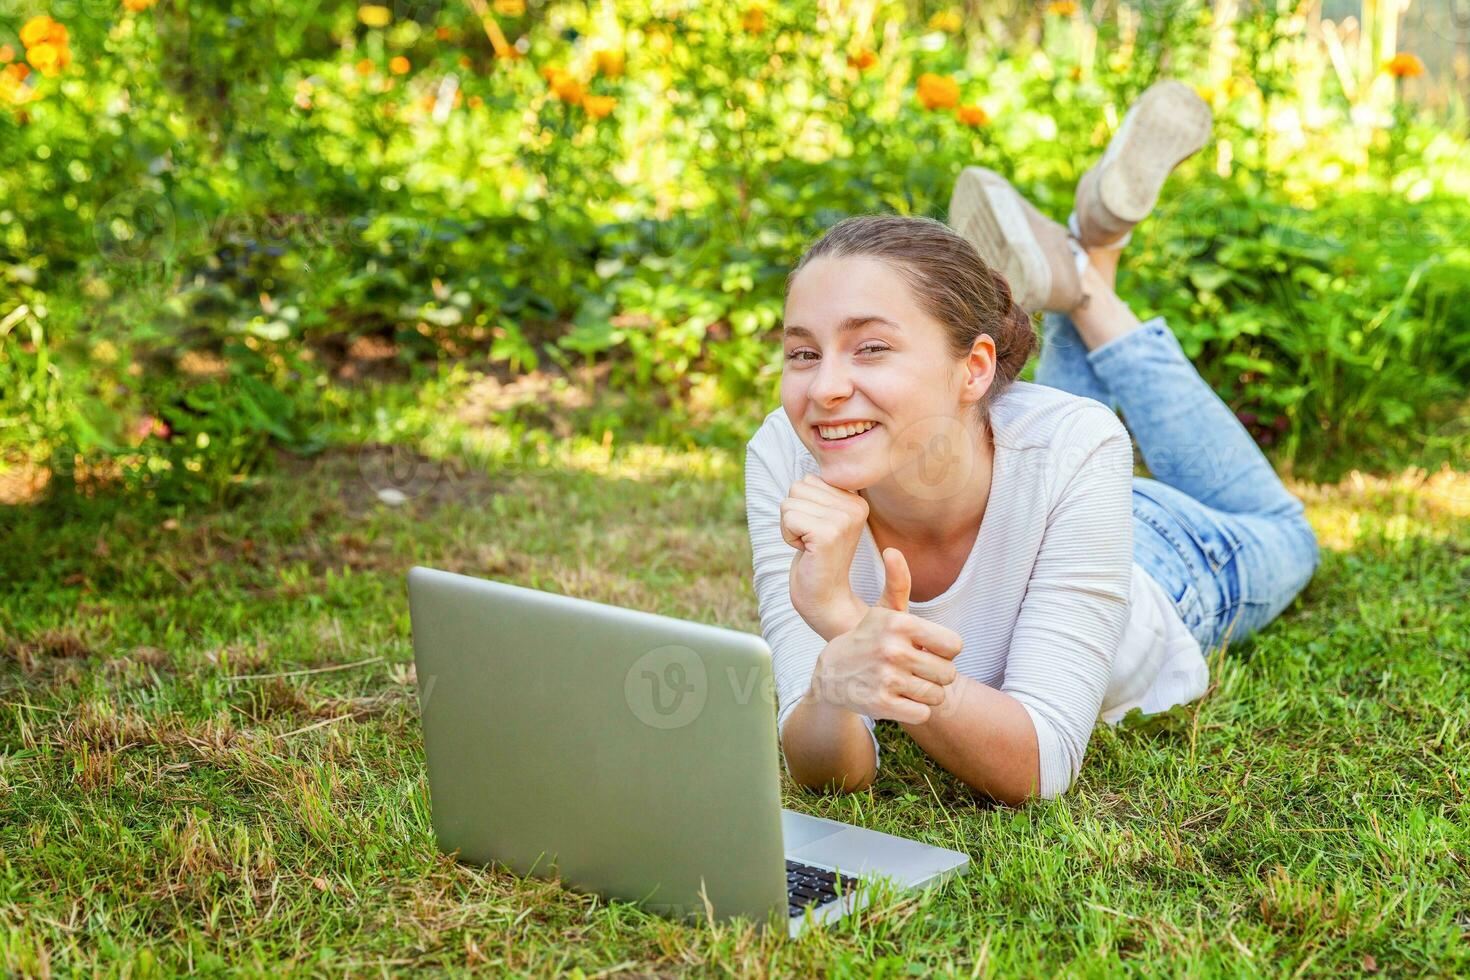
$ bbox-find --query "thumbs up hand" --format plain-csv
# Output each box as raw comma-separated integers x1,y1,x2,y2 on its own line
875,546,910,614
807,545,964,725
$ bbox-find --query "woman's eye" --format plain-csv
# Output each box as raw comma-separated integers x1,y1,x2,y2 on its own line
785,346,887,362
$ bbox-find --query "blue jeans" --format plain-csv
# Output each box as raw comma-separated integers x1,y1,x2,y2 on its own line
1036,313,1320,652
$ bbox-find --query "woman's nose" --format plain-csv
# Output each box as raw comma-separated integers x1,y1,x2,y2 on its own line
809,356,853,404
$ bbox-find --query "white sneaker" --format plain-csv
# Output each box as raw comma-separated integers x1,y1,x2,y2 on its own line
1071,80,1213,249
948,166,1087,314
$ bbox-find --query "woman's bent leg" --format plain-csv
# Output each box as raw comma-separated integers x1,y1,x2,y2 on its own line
1035,312,1115,408
1087,317,1301,519
1132,477,1319,650
1062,255,1319,644
1090,319,1321,647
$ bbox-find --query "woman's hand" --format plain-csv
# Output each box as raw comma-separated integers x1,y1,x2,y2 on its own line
780,473,870,640
807,547,963,724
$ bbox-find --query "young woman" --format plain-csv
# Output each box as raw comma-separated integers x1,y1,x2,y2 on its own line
743,81,1319,805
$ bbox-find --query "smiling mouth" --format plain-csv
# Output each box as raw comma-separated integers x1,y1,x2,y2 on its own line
814,421,881,447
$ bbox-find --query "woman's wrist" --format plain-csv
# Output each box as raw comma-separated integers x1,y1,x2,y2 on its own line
809,592,869,643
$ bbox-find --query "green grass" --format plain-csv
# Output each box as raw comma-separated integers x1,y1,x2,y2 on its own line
2,405,1467,976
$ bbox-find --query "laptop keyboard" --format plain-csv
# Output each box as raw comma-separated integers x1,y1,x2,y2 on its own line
786,859,842,918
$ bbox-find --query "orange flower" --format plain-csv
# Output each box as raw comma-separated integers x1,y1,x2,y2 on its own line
20,16,58,49
742,7,767,33
435,26,453,41
493,0,525,14
468,95,483,108
928,10,962,32
26,41,69,78
389,55,411,75
0,44,13,63
122,0,158,11
847,49,878,71
916,72,959,110
541,65,584,100
1384,53,1426,79
551,75,585,104
956,104,989,127
356,58,375,76
1047,0,1079,16
582,94,616,119
594,50,625,78
1,63,35,105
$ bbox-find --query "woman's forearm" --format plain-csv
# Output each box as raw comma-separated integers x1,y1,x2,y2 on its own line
898,675,1041,806
780,593,879,792
802,591,869,643
781,695,877,793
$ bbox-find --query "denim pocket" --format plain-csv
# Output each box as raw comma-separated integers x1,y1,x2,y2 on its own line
1131,511,1210,645
1132,480,1244,575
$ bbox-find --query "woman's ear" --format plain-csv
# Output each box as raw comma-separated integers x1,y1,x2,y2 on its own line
961,333,998,408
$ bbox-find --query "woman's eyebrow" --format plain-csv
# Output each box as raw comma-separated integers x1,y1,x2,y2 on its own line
782,315,901,340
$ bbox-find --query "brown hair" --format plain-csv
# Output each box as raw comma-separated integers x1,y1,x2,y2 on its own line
784,213,1037,416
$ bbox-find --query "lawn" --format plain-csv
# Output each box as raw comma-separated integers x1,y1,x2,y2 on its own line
4,0,1469,973
2,382,1466,976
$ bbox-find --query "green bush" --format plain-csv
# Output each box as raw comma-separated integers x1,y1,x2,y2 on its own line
1,0,1466,502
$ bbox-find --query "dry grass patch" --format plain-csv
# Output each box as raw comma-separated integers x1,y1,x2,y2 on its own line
2,627,98,674
1294,465,1470,551
151,811,280,906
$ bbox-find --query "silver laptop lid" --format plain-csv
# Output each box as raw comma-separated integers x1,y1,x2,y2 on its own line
408,566,790,927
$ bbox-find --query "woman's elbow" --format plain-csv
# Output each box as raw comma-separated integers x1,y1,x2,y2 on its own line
830,768,876,794
958,773,1043,808
788,758,876,795
782,725,876,793
779,705,878,794
955,750,1060,807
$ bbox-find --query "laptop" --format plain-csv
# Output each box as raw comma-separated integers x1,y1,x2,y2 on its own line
407,566,970,936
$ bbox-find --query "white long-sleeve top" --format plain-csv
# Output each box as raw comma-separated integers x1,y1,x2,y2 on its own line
743,380,1208,799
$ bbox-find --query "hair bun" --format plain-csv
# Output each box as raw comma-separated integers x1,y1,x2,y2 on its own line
984,267,1037,383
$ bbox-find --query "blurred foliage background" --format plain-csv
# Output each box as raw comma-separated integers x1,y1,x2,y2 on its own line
1,0,1468,506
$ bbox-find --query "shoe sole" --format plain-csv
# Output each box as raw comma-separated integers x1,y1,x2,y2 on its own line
948,166,1050,313
1096,80,1213,223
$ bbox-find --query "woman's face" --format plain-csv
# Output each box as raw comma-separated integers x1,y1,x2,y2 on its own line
781,254,995,494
